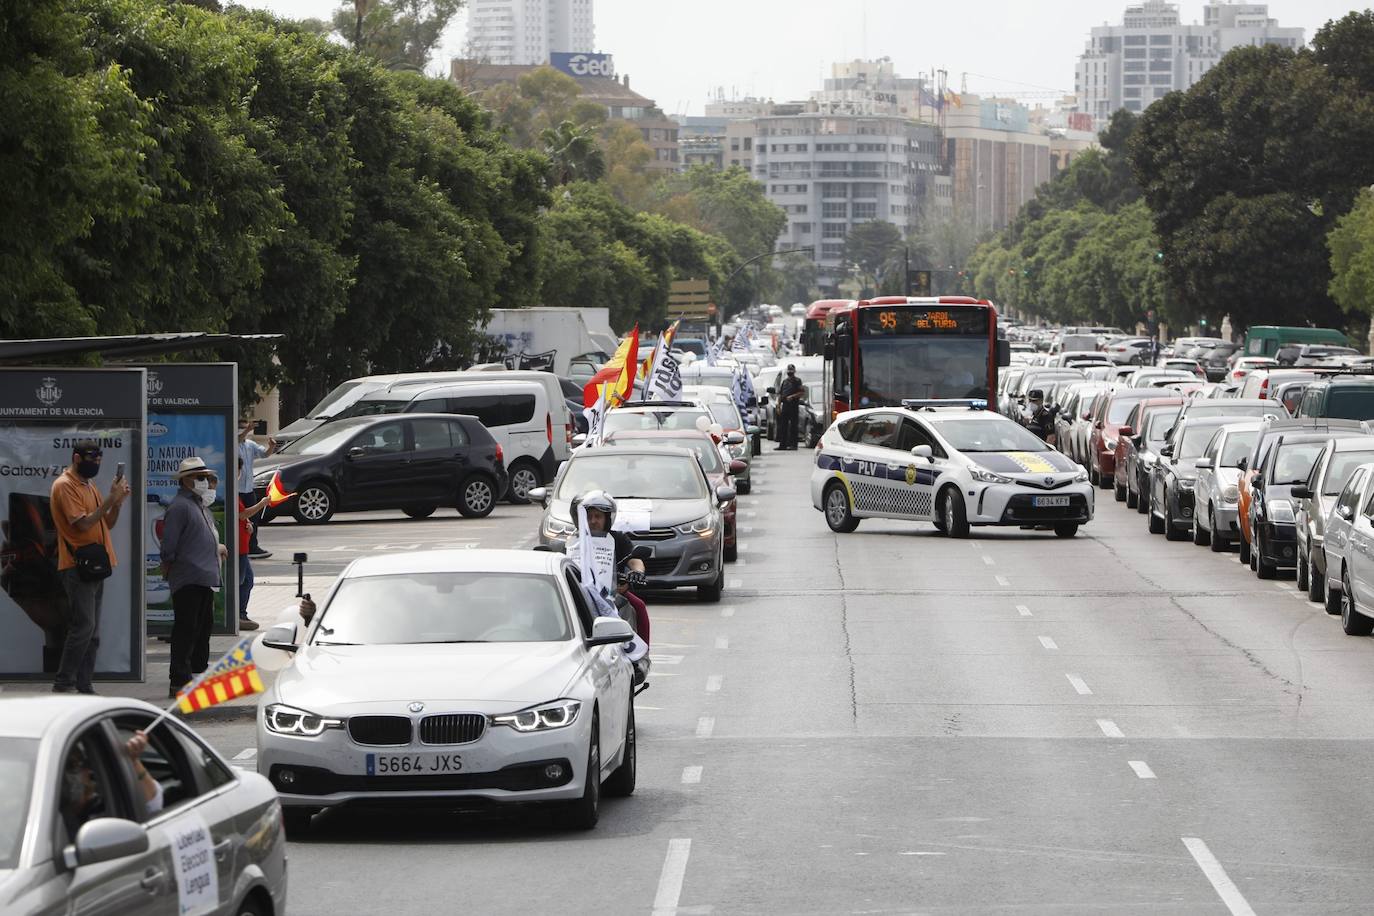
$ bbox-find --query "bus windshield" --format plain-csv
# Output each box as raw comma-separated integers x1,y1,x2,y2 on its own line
857,336,990,405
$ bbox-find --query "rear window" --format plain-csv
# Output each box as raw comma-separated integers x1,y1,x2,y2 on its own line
1324,388,1374,421
445,394,537,428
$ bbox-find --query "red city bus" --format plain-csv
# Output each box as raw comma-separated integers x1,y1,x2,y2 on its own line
823,296,1009,420
801,299,853,357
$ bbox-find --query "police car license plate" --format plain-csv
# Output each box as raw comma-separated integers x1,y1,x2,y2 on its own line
1032,496,1071,508
366,753,463,776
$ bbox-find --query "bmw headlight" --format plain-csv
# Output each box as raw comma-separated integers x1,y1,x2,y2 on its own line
491,699,581,732
543,515,576,538
1270,499,1295,523
1222,485,1239,503
970,467,1012,485
675,516,716,537
264,704,342,737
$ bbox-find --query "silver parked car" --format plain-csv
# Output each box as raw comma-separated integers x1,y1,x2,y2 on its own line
257,549,638,832
1191,421,1261,550
1293,436,1374,603
535,446,734,601
0,696,286,916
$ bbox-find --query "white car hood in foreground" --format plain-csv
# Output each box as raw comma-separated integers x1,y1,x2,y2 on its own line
274,642,584,709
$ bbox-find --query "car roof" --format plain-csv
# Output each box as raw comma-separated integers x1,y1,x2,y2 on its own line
385,378,545,399
0,696,162,740
343,548,567,580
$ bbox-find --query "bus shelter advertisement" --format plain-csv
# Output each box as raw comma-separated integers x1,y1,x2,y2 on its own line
0,369,146,680
142,364,238,635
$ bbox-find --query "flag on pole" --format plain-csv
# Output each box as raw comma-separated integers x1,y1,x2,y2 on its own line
266,471,294,507
731,329,749,353
705,336,722,367
175,636,266,714
580,384,609,449
646,346,683,402
609,325,640,406
583,325,640,407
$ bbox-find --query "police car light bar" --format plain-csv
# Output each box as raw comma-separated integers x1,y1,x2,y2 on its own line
901,398,989,411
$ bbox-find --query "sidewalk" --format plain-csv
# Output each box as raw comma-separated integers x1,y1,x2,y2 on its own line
1,575,335,721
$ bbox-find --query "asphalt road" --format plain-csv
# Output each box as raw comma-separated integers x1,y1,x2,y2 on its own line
199,446,1374,915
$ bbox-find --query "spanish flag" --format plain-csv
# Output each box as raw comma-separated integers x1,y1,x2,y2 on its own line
583,324,640,407
176,636,266,714
266,471,294,507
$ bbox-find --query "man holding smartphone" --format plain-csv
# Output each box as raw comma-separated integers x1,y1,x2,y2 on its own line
237,417,277,559
49,440,131,694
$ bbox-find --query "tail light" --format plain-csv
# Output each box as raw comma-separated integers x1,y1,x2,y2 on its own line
494,443,504,466
546,412,553,446
565,422,573,447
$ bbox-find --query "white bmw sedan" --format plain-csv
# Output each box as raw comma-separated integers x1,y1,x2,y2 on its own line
255,549,637,832
811,401,1094,537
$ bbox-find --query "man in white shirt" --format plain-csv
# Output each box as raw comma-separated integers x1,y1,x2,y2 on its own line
237,419,277,559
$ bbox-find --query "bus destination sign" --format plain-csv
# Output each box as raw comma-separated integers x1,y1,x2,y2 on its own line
860,305,987,336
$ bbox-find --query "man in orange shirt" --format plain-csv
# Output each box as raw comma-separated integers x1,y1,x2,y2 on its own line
50,440,131,693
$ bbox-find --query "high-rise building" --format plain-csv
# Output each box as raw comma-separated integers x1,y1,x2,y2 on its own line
466,0,595,66
1075,1,1302,127
942,97,1052,235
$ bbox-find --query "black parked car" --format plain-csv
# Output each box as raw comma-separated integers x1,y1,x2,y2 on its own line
254,414,507,524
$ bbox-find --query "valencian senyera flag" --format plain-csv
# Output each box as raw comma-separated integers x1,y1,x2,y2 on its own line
176,635,266,714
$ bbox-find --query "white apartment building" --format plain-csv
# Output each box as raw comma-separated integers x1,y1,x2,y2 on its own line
753,113,942,287
1076,1,1302,126
466,0,595,66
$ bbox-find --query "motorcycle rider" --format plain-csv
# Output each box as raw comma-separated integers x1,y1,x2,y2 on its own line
567,490,650,681
1024,389,1058,443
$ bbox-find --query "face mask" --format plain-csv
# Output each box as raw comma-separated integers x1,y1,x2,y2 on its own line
192,479,215,506
76,459,100,479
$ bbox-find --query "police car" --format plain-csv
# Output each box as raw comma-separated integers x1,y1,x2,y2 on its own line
811,400,1094,537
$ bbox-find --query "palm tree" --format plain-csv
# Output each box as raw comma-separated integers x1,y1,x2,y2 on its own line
541,120,607,186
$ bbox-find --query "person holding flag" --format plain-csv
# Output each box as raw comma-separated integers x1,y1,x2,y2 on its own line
236,456,294,632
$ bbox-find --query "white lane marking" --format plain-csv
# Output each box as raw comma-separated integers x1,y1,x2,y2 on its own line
1129,760,1157,779
232,748,256,761
1271,582,1289,592
970,540,982,549
681,766,703,784
728,578,743,589
1016,604,1032,617
650,654,684,665
1097,719,1125,738
737,542,749,552
982,555,996,566
734,559,748,566
743,511,757,518
1038,636,1058,650
695,717,715,738
705,675,723,693
738,526,754,534
652,839,693,916
900,851,947,856
715,636,730,650
1182,837,1257,916
720,606,735,617
995,575,1011,587
1066,674,1093,695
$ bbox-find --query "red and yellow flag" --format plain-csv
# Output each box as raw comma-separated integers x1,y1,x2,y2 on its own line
266,471,294,507
176,636,266,714
583,324,640,407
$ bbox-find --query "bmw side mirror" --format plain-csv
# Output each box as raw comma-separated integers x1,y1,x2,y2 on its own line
63,819,150,871
716,485,737,505
587,616,635,647
911,444,934,461
262,623,300,654
527,486,549,505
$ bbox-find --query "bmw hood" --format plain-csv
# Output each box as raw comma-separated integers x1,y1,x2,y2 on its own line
549,496,711,530
274,642,583,708
969,451,1080,477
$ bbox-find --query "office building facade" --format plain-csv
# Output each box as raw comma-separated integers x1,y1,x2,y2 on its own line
1076,1,1302,126
466,0,595,66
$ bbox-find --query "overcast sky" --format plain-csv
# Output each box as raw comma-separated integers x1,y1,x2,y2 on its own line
237,1,1364,115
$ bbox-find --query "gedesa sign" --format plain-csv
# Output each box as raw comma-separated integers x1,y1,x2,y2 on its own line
550,52,615,79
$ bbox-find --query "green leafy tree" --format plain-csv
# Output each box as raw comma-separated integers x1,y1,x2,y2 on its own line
542,119,606,185
1329,189,1374,317
331,0,463,72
